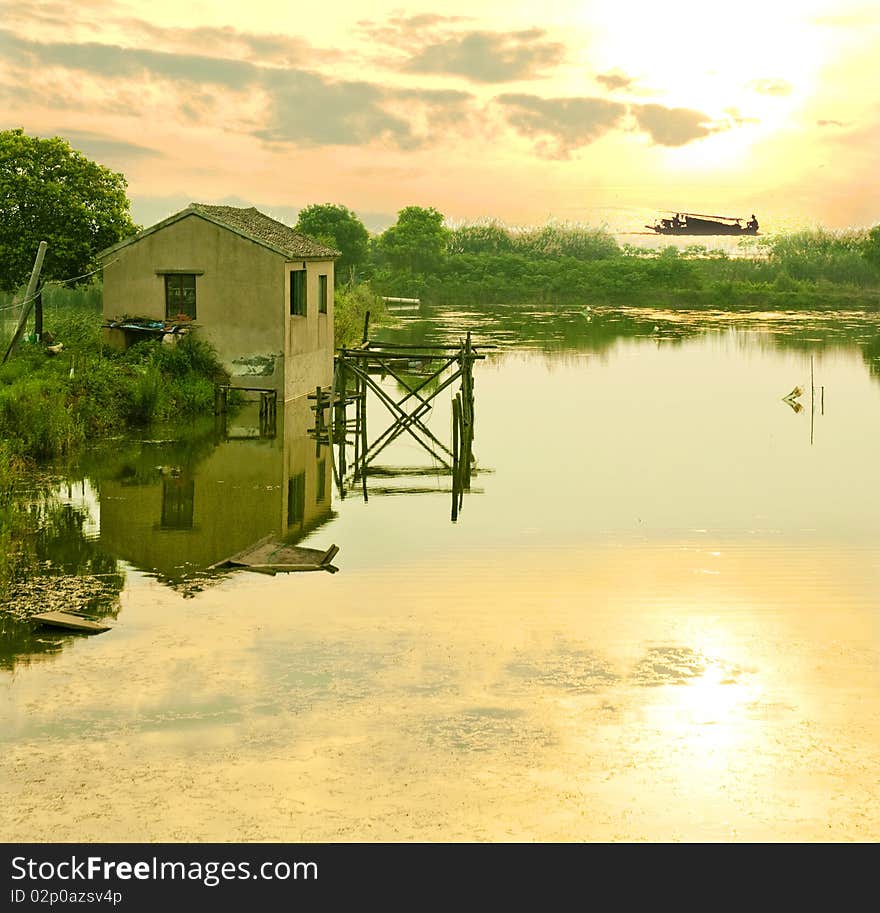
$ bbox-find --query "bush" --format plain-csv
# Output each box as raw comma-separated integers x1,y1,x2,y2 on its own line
769,228,878,286
0,378,84,460
334,283,387,348
509,222,620,260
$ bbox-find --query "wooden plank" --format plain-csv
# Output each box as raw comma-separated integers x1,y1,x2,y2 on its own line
33,611,112,634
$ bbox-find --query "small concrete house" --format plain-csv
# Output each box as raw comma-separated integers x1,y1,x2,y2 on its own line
100,203,339,401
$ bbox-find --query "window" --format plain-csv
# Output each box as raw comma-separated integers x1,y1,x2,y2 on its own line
290,270,306,316
161,475,194,529
288,471,305,526
164,274,196,319
318,274,328,314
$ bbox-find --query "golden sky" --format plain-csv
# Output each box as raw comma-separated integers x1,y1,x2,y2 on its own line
2,0,879,231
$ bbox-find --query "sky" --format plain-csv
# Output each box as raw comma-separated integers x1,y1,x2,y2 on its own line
2,0,879,234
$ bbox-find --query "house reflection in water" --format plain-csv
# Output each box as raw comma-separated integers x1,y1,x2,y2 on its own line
97,397,335,593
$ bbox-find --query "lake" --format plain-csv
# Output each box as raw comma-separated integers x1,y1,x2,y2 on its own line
2,302,879,841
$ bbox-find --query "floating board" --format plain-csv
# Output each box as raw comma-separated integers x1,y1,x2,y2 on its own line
32,611,112,634
209,537,339,575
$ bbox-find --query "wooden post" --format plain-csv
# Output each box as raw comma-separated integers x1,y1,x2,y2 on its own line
360,371,368,501
34,282,43,343
362,310,371,345
353,367,360,471
451,394,460,521
3,240,48,364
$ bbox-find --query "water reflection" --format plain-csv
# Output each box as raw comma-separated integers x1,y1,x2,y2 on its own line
95,397,335,594
388,300,880,382
3,303,880,841
0,485,123,671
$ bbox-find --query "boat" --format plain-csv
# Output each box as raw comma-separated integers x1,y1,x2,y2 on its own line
645,212,759,236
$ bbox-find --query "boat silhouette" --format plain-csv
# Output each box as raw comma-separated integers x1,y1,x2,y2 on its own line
646,211,759,236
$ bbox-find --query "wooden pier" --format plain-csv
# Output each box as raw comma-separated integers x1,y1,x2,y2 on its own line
214,384,278,438
317,332,490,520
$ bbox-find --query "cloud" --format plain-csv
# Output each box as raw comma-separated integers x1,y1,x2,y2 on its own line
0,29,475,150
359,15,564,82
113,19,338,68
58,130,162,166
496,94,627,158
595,72,634,91
402,29,565,82
2,3,337,67
0,30,257,85
255,71,417,148
746,78,793,96
816,118,846,127
357,13,470,49
631,104,718,146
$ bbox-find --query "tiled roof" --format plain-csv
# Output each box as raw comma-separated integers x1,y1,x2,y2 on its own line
99,203,340,259
191,204,340,259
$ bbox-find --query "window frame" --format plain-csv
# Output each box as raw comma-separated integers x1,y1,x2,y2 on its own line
163,273,197,320
318,274,328,314
290,269,307,317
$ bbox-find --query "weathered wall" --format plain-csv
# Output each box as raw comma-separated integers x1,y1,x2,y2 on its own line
284,258,335,401
102,215,285,391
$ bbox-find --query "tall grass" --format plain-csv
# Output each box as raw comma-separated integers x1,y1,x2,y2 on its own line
448,220,620,261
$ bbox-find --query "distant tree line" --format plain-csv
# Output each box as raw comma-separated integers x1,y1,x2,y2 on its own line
4,126,880,308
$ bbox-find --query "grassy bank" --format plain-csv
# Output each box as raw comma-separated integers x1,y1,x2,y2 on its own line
370,226,880,307
0,287,226,470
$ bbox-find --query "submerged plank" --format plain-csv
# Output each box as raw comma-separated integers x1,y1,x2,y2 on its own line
209,536,340,573
32,611,112,634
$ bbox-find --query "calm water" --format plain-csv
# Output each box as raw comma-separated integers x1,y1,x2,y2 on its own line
2,303,879,841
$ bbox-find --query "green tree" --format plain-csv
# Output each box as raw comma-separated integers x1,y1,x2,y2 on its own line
294,203,369,284
0,129,138,292
376,206,449,274
863,225,880,271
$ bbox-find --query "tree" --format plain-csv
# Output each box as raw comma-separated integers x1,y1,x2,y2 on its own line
376,206,449,274
864,225,880,271
294,203,370,284
0,129,138,292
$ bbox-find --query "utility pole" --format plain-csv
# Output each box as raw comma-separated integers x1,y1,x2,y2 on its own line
2,240,48,365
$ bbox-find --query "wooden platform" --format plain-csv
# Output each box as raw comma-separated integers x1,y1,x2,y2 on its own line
32,611,112,634
209,537,340,575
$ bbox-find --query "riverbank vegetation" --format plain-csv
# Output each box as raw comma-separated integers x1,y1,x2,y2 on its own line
299,200,880,308
367,216,880,308
0,288,225,473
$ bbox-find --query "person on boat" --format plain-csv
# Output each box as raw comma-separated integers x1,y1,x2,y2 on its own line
672,213,683,229
746,214,759,231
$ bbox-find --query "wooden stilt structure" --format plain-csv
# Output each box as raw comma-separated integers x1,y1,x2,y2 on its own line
332,332,490,518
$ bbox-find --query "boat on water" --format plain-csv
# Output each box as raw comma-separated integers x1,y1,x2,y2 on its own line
646,211,759,236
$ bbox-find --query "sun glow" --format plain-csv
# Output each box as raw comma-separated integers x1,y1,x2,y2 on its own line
589,0,829,120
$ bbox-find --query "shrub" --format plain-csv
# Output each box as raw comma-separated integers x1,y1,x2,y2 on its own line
334,283,387,348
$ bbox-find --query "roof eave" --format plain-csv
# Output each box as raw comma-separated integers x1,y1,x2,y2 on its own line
100,206,341,261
